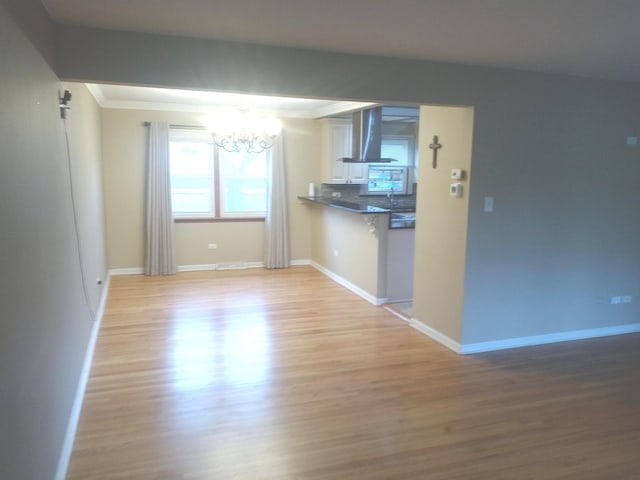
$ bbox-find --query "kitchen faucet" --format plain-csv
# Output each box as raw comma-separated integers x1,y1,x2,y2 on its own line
387,187,396,206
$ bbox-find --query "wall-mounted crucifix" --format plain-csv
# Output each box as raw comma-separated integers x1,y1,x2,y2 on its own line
429,135,442,168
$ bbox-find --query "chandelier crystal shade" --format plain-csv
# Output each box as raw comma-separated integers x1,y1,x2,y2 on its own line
208,109,282,154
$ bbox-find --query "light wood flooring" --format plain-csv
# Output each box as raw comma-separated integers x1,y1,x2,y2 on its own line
67,266,640,479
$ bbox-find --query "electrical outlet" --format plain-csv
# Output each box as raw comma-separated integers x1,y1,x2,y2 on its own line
207,243,217,250
333,249,339,257
611,296,622,304
622,295,632,303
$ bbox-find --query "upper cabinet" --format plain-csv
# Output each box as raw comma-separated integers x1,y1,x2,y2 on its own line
320,119,367,184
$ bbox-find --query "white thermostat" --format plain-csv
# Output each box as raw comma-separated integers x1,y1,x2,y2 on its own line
450,183,463,197
450,169,465,180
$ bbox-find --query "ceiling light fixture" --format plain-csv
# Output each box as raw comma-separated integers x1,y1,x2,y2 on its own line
208,108,282,154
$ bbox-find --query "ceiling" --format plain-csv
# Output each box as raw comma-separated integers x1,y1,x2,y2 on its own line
41,0,640,83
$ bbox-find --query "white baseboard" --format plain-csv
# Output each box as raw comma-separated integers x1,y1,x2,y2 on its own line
382,305,411,323
290,259,311,266
386,298,414,305
310,261,387,306
55,272,111,480
108,267,144,275
111,260,311,275
459,323,640,354
408,317,640,355
178,263,219,272
409,318,462,353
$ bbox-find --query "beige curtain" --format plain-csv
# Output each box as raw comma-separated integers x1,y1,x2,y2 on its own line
264,133,290,268
144,122,176,275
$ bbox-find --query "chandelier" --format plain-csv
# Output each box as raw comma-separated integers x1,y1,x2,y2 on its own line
208,109,282,154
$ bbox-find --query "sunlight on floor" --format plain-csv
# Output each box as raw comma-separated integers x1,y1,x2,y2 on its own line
170,311,270,390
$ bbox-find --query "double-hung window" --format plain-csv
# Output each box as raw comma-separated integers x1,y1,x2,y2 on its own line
169,128,268,219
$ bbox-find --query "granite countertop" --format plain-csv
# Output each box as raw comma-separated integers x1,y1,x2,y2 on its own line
298,195,415,214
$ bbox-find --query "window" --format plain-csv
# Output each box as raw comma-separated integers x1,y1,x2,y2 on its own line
381,136,414,165
169,128,268,219
219,149,268,215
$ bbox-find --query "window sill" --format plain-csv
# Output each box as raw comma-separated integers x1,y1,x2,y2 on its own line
174,217,266,223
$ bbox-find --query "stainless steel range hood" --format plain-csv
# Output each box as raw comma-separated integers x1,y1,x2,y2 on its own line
340,106,396,163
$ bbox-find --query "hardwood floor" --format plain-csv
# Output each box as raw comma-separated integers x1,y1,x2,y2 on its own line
67,266,640,479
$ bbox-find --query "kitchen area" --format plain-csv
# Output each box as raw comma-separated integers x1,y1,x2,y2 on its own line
300,106,418,316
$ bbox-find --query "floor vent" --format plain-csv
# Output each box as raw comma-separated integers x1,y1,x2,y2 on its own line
215,261,248,270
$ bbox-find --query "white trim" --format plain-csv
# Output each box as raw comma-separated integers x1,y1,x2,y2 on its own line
290,259,311,266
386,298,414,305
382,305,411,323
409,318,462,353
213,261,263,270
111,261,311,275
84,83,105,105
108,267,144,276
244,261,265,269
310,261,387,306
178,260,310,271
55,273,111,480
177,263,218,272
408,317,640,355
313,101,378,118
459,323,640,354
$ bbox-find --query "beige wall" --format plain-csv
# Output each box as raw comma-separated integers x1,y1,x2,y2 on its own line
414,106,474,343
309,205,388,299
101,109,320,269
63,82,108,306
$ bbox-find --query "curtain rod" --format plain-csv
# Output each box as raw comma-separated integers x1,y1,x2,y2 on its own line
143,122,206,130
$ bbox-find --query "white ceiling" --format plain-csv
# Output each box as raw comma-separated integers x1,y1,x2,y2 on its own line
41,0,640,83
86,84,375,118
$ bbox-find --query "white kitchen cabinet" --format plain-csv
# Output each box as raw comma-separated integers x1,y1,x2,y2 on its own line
321,119,367,184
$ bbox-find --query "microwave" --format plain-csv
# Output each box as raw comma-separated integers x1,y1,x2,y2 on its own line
362,166,411,195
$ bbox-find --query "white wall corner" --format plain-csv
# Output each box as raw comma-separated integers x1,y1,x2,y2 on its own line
310,261,387,306
55,272,111,480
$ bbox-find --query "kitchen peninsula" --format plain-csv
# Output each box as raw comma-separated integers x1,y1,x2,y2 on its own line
298,183,417,227
300,183,416,306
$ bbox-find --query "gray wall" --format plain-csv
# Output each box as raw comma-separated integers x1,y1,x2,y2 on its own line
54,24,640,345
463,86,640,343
0,3,106,479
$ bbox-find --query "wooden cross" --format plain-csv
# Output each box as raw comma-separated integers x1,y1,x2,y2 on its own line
429,135,442,168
